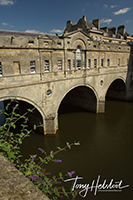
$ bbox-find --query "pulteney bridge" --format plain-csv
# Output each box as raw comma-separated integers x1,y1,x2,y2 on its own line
0,18,133,134
0,62,133,134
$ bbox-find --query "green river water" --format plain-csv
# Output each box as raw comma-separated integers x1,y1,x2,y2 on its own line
20,100,133,200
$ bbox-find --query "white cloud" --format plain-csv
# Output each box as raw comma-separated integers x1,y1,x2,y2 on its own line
0,0,15,5
101,18,112,24
2,22,8,26
25,30,44,34
126,20,129,23
113,7,131,15
2,22,14,27
111,5,117,8
103,4,108,9
50,29,63,33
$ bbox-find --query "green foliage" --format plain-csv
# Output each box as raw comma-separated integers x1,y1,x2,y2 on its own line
0,98,80,199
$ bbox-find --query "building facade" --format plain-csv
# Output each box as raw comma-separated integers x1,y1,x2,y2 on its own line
0,16,133,134
0,15,132,77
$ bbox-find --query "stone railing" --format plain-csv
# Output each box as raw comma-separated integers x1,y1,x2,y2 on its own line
0,154,49,200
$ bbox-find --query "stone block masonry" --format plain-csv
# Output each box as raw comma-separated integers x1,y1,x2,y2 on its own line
0,154,49,200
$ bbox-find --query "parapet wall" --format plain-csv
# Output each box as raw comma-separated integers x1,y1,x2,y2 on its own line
0,154,49,200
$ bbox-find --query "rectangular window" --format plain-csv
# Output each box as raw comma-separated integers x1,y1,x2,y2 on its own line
0,62,2,76
28,41,34,45
83,52,86,69
107,59,110,67
58,60,62,71
77,60,81,69
67,60,71,70
45,60,49,72
118,59,120,66
57,42,61,46
13,61,20,74
88,59,91,69
94,59,97,68
73,52,75,69
30,61,36,73
101,59,103,67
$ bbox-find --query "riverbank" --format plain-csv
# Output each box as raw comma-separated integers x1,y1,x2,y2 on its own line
0,154,49,200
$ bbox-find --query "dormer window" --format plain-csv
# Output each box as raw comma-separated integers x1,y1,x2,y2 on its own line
112,34,116,38
28,41,34,45
11,36,15,45
103,32,107,36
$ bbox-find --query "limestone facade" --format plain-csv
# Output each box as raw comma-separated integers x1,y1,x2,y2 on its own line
0,16,133,134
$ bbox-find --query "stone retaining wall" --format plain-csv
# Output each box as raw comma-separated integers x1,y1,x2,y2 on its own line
0,154,49,200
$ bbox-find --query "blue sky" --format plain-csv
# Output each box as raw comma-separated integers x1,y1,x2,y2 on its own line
0,0,133,35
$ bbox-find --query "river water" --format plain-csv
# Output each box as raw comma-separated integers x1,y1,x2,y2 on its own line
20,100,133,200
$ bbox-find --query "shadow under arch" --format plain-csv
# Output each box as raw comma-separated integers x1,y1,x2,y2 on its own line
1,96,45,134
105,78,127,101
58,85,97,115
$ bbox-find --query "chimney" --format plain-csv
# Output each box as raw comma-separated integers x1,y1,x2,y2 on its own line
92,19,100,30
118,25,125,36
83,15,86,21
109,27,117,34
101,27,108,32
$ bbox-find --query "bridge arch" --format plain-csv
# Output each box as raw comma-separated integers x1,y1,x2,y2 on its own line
0,96,45,134
57,84,98,114
105,77,127,101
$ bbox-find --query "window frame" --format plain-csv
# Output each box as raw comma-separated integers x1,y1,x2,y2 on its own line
88,59,91,69
30,60,36,73
45,60,50,72
0,62,3,76
76,46,82,70
118,59,120,66
58,60,62,71
67,60,71,70
94,59,97,68
101,59,103,67
107,59,110,67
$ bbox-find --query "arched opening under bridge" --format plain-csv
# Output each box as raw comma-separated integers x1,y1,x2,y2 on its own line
106,79,126,101
58,86,97,115
4,99,44,134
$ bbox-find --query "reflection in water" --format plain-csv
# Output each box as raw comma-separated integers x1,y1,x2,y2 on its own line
20,101,133,199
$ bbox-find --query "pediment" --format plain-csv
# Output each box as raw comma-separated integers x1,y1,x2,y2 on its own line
38,34,57,41
62,30,93,40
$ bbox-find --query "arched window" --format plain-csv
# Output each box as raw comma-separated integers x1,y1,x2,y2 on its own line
76,45,82,69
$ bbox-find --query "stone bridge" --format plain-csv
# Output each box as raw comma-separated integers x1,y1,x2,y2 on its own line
0,64,133,134
0,16,133,134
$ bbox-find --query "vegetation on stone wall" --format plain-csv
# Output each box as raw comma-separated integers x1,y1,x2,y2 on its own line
0,98,79,200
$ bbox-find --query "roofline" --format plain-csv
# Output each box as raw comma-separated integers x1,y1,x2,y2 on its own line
62,29,93,40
